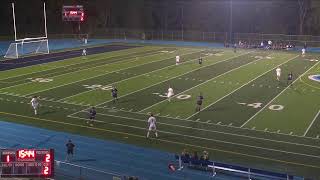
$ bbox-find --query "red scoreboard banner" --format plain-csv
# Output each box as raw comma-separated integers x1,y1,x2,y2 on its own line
0,149,54,178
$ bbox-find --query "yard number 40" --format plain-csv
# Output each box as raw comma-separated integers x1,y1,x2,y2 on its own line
242,102,284,111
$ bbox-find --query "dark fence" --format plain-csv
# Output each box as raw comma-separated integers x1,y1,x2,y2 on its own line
85,28,320,47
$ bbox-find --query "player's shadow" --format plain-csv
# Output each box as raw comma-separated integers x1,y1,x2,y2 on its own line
40,110,57,115
71,159,97,163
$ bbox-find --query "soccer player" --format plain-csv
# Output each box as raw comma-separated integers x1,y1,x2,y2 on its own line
233,43,237,53
146,113,158,139
302,48,306,57
87,107,96,126
30,96,39,115
287,72,293,85
111,86,118,103
268,40,272,49
65,139,75,162
195,93,204,112
167,86,174,102
176,55,180,65
198,56,202,65
82,48,87,56
276,67,281,81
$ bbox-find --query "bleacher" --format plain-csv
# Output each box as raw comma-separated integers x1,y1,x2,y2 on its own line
174,154,304,180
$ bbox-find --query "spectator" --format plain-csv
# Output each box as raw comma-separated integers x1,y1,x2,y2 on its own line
203,150,209,160
192,151,199,160
181,149,187,156
181,149,190,159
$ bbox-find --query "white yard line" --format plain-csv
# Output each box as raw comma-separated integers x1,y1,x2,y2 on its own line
68,114,320,159
0,49,172,91
186,54,298,119
2,112,318,168
139,51,259,113
70,51,252,118
18,50,201,97
69,111,320,149
4,78,320,143
59,50,208,101
241,61,320,128
98,51,253,109
304,110,320,136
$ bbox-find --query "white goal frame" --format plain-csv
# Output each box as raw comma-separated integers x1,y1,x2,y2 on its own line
4,2,49,59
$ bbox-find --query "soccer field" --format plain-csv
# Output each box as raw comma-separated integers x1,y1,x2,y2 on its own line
0,45,319,178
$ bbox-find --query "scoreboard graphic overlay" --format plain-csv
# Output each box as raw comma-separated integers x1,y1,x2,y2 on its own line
0,149,54,178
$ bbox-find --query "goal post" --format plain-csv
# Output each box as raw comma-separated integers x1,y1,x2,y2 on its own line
4,2,49,59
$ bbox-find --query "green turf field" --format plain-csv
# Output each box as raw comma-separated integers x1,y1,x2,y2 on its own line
0,45,319,178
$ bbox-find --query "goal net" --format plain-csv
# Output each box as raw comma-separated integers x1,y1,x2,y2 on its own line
4,38,49,59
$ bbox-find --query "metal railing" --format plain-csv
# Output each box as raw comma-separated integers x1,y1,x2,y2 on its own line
175,155,305,180
54,160,135,180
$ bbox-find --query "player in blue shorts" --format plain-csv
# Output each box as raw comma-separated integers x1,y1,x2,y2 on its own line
111,86,118,103
195,93,204,112
87,107,96,126
287,72,293,86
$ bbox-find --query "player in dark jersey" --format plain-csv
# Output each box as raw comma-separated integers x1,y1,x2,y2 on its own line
111,86,118,103
87,107,96,126
196,93,204,112
65,139,75,162
198,57,202,65
287,72,293,86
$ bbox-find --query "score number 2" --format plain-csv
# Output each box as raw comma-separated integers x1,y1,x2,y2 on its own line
43,154,51,175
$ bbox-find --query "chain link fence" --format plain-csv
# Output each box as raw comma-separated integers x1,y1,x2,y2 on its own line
87,28,320,47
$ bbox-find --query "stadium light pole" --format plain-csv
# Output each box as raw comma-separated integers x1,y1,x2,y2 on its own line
229,0,233,44
181,5,184,41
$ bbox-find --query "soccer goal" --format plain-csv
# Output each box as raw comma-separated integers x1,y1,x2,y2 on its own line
5,38,49,59
4,3,49,59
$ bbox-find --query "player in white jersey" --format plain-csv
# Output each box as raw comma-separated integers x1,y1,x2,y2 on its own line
82,48,87,56
276,67,281,81
30,96,39,115
147,113,158,138
268,40,272,49
302,48,306,57
176,55,180,65
167,86,174,102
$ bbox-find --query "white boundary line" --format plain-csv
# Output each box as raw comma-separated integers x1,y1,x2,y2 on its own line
68,113,320,159
186,54,298,119
304,110,320,136
95,51,254,110
0,46,157,81
59,49,210,101
241,61,320,128
139,51,260,113
15,50,201,97
1,112,318,169
68,110,320,150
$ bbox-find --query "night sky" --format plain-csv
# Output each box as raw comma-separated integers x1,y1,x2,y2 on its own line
0,0,319,37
